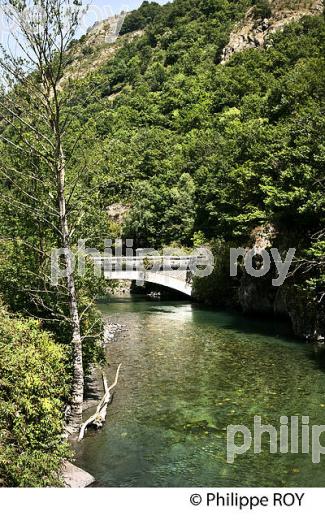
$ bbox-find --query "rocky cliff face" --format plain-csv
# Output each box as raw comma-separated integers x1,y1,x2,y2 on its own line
238,274,325,341
237,225,325,342
86,13,127,45
221,0,323,63
59,14,144,86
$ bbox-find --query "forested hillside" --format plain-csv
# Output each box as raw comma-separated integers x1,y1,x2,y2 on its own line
0,0,324,486
63,0,324,335
0,0,324,335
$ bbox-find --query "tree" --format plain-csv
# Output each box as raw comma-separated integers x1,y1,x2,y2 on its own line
120,1,162,35
253,0,272,19
0,0,99,428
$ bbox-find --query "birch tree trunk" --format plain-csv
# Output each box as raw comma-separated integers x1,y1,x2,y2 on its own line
57,143,84,426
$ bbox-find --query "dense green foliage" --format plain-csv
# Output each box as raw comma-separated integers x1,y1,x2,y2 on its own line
0,304,70,486
0,0,324,486
65,1,323,241
120,0,162,34
1,0,323,313
60,1,324,302
253,0,272,18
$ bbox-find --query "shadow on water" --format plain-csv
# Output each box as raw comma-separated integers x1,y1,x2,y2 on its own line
100,293,304,346
98,294,325,375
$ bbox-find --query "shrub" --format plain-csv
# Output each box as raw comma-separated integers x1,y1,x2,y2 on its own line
0,304,70,487
253,0,272,19
120,1,162,35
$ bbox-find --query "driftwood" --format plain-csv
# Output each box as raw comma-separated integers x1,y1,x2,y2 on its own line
78,364,122,441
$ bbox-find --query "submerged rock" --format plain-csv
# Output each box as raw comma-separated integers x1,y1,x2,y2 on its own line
103,321,127,346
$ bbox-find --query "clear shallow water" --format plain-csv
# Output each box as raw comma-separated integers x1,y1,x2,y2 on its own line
75,295,325,487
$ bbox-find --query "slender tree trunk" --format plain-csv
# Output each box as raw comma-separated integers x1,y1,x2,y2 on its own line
57,143,84,427
0,0,88,430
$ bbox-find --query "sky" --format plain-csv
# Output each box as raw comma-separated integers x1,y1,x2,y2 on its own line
0,0,170,52
93,0,169,14
82,0,170,31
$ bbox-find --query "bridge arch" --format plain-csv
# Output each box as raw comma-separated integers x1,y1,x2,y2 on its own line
104,270,192,296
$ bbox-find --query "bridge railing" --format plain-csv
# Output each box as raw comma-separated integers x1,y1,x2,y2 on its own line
92,255,200,272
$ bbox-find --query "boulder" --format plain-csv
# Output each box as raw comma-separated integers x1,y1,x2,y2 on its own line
62,461,95,488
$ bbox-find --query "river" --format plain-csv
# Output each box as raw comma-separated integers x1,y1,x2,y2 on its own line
75,295,325,487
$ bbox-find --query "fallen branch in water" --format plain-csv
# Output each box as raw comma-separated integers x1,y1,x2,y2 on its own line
78,363,122,441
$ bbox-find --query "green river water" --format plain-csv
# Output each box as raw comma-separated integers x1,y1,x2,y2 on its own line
75,295,325,487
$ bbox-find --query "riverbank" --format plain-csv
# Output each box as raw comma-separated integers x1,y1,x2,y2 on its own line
64,319,127,487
